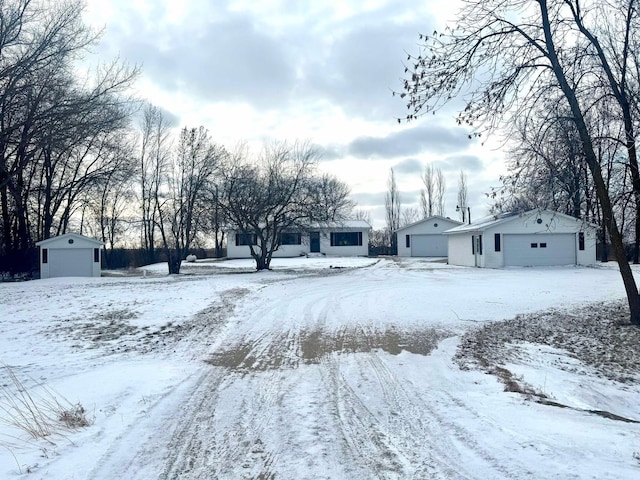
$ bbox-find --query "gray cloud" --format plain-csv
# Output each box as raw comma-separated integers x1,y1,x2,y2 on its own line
97,0,443,121
347,124,475,159
436,155,484,173
393,158,423,174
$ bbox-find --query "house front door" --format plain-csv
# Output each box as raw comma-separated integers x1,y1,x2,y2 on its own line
310,232,320,252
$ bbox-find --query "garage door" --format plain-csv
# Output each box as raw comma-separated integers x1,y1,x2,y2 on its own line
411,234,448,257
49,248,93,277
503,234,576,266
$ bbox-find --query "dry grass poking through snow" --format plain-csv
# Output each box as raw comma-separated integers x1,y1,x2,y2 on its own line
0,364,92,447
455,300,640,385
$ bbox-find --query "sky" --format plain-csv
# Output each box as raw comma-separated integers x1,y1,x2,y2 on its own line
81,0,509,229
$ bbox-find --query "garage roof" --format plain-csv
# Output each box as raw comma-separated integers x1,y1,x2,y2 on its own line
443,209,596,234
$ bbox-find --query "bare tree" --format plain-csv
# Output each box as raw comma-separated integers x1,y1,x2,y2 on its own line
421,164,435,217
385,168,401,251
307,172,355,222
457,170,468,223
401,207,420,227
217,141,324,271
0,0,137,274
435,168,446,216
157,126,224,274
138,104,173,265
353,209,372,225
397,0,640,323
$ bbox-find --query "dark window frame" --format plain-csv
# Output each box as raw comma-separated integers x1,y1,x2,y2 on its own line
330,231,363,247
494,233,501,252
540,243,547,248
94,248,100,263
578,232,585,250
279,232,302,245
42,248,48,264
531,243,538,248
236,233,257,246
405,234,410,248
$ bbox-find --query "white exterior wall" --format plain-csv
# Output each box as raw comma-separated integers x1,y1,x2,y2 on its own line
227,228,369,259
319,229,369,256
447,233,477,267
396,217,462,257
447,210,597,268
36,234,102,279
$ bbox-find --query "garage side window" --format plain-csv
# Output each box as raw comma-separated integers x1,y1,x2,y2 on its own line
494,233,500,252
579,232,585,250
42,248,48,264
94,248,100,263
471,236,475,254
405,235,410,248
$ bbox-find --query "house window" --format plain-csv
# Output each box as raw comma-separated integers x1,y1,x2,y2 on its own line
478,235,483,255
579,232,585,250
531,243,538,248
42,248,48,264
330,231,362,246
494,233,501,252
405,235,410,248
540,243,547,248
280,233,301,245
236,233,257,246
94,248,100,263
471,236,475,254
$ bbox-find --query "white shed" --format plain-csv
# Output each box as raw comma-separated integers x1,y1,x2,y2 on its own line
36,233,104,279
395,216,463,257
444,209,597,268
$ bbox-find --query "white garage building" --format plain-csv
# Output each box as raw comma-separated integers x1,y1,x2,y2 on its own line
444,209,597,268
36,233,104,279
396,216,463,257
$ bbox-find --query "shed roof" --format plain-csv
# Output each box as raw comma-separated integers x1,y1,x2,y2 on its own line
395,215,462,233
36,232,104,247
443,209,597,234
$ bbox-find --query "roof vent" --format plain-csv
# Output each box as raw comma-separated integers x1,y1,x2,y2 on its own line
536,218,542,224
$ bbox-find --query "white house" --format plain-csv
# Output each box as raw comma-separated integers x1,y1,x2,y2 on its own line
36,233,104,279
226,221,371,259
395,216,463,257
444,209,597,268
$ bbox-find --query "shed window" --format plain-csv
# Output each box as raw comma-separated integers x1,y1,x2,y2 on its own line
94,248,100,263
531,243,538,248
579,232,585,250
42,248,48,264
279,232,301,245
330,231,362,246
405,234,410,248
236,233,257,245
494,233,501,252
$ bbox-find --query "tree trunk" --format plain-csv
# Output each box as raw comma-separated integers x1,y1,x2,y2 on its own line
167,249,182,274
540,0,640,324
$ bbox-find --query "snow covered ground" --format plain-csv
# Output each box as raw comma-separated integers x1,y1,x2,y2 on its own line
1,257,639,479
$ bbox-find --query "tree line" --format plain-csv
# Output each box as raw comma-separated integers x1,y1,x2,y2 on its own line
398,0,640,325
0,0,354,275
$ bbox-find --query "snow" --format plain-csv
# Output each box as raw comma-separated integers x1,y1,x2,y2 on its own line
1,257,639,479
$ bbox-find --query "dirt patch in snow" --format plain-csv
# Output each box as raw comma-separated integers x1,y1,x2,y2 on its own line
50,288,251,356
455,299,640,384
207,326,453,371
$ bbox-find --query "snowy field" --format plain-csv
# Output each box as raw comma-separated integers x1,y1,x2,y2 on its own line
1,257,639,479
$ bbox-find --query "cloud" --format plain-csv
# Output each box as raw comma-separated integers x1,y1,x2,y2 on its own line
352,191,385,207
347,123,475,159
393,158,423,174
436,155,484,173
